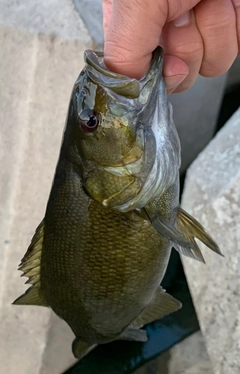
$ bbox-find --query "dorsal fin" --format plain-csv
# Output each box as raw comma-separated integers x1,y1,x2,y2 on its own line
13,219,48,307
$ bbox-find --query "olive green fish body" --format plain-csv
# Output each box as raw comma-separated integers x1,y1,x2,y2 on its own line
41,153,173,343
14,47,222,358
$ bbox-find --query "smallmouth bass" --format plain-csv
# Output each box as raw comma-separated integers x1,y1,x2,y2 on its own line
13,47,222,359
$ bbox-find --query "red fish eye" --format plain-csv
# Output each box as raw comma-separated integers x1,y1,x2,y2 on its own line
79,110,100,133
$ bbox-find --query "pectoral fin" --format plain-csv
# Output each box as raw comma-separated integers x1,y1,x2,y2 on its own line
131,287,182,329
175,208,223,258
174,242,205,263
144,208,196,249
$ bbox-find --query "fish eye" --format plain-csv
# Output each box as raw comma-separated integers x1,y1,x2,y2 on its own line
79,109,100,133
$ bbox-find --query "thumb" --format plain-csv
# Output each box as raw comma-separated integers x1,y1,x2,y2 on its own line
104,0,166,79
103,0,200,80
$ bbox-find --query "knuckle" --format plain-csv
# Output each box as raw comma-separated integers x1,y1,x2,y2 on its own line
174,41,203,59
201,13,232,31
200,60,232,77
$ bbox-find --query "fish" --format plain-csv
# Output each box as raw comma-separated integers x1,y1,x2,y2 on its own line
13,47,222,359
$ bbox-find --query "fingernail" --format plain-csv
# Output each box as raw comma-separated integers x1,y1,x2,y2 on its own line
165,75,187,94
174,11,191,27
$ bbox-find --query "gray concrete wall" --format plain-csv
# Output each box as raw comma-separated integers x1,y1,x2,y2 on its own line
169,74,227,173
134,331,212,374
182,109,240,374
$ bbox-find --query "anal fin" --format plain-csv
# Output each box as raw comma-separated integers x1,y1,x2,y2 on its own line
131,287,182,329
119,328,148,342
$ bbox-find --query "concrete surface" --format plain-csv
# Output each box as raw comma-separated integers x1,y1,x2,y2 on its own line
169,74,227,173
182,108,240,374
168,332,212,374
0,1,92,373
73,0,104,49
0,0,91,41
134,331,212,374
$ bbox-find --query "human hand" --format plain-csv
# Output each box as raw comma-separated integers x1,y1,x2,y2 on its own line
103,0,240,93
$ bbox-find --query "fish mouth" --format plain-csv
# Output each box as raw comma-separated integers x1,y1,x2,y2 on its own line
84,47,164,99
84,50,140,99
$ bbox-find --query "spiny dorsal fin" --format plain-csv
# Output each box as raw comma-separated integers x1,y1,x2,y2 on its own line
13,219,48,307
175,207,223,260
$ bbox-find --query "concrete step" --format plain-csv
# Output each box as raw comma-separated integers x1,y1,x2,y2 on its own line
182,108,240,374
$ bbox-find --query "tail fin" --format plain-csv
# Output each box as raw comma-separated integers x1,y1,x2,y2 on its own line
174,208,223,262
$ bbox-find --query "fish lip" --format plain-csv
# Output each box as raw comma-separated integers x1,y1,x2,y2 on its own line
84,50,141,99
139,47,164,82
84,47,164,81
83,47,164,99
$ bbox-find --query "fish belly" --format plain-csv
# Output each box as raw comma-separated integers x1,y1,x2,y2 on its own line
40,164,171,343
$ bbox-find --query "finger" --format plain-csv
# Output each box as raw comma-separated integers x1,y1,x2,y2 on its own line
195,0,238,77
232,0,240,53
102,0,113,39
163,56,189,94
162,9,203,92
104,0,201,79
104,0,166,79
